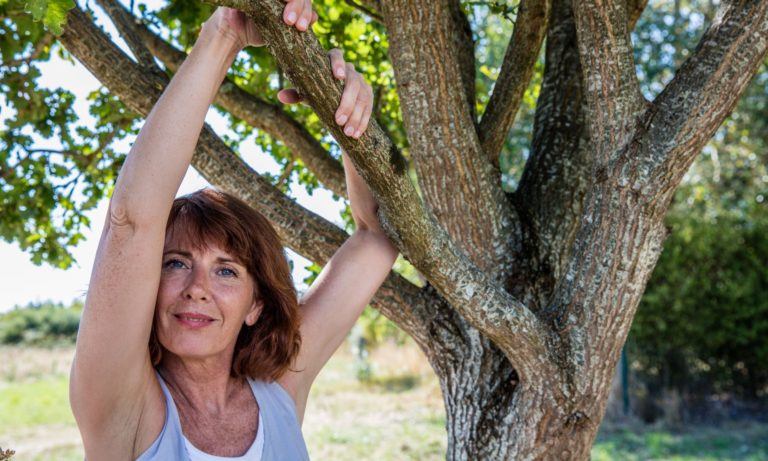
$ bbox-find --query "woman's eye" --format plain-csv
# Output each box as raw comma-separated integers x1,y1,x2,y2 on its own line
218,267,237,277
164,259,186,269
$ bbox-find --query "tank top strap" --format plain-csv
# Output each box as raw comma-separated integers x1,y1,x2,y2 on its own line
248,380,310,461
135,370,188,460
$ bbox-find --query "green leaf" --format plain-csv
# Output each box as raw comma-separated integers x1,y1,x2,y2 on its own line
23,0,74,35
44,0,75,35
24,0,46,21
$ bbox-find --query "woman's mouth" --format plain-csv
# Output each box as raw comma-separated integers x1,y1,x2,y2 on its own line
173,312,215,328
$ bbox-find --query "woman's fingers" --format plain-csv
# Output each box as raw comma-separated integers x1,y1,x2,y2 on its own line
345,102,366,138
280,48,373,138
336,63,361,126
329,50,374,139
355,100,373,139
346,86,373,139
297,0,314,31
336,63,373,139
283,0,315,31
329,49,346,79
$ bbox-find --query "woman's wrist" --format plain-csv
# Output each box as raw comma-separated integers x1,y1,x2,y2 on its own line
198,19,244,61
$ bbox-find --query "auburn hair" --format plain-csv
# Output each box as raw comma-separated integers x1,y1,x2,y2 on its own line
149,189,302,381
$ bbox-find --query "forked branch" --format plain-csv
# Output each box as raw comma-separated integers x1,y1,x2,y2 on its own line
479,0,551,164
572,0,644,164
641,1,768,193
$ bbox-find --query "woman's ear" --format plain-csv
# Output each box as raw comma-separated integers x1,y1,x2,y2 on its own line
245,297,264,326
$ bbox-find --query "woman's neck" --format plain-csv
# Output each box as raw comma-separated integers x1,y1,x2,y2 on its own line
159,352,246,415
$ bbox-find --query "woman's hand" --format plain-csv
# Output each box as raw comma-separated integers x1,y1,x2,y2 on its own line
278,48,373,139
205,1,318,49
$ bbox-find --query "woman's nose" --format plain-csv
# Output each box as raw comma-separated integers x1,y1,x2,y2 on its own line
183,267,210,300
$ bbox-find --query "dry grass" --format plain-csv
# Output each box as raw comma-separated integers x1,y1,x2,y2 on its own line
0,346,73,383
304,340,446,460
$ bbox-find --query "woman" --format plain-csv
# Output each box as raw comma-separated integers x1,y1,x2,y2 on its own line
70,3,397,460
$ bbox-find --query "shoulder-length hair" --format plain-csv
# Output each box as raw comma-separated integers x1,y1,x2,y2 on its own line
149,188,301,381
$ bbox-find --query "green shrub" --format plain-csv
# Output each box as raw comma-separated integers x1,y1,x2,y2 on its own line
629,210,768,400
0,300,82,346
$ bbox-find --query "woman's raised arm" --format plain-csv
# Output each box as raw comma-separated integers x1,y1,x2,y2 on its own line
278,51,398,419
70,7,307,457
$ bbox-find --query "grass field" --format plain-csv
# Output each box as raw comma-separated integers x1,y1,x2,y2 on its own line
1,343,766,460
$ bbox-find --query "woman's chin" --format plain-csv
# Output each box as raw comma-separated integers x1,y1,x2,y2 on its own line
160,338,229,363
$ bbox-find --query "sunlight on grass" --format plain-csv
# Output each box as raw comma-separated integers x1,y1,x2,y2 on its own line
0,376,74,431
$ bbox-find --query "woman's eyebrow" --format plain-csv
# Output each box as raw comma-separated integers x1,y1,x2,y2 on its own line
216,257,243,265
163,249,191,257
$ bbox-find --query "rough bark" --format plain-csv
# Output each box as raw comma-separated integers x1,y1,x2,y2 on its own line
627,0,649,30
537,3,768,457
572,0,645,165
380,0,521,276
513,0,592,308
96,0,157,68
447,0,476,122
479,0,551,165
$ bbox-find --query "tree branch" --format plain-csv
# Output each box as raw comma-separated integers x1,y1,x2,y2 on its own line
378,0,521,277
344,0,383,22
58,4,431,342
478,0,551,165
4,31,54,67
641,1,768,196
96,0,157,68
112,1,348,197
208,0,555,381
544,0,768,392
627,0,649,30
513,0,593,308
448,0,477,122
572,0,644,165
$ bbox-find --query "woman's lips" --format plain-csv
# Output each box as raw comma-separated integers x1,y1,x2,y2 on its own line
173,312,215,328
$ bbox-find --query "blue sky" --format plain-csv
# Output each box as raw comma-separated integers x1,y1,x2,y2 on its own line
0,1,345,311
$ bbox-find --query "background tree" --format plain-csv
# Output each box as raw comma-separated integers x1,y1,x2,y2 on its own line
2,0,768,458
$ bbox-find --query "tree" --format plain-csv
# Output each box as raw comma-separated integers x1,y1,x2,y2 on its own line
3,0,768,458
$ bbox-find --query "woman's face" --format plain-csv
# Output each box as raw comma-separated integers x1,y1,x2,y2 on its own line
154,232,262,362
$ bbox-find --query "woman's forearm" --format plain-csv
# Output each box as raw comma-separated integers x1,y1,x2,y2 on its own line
342,151,386,233
109,25,241,229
